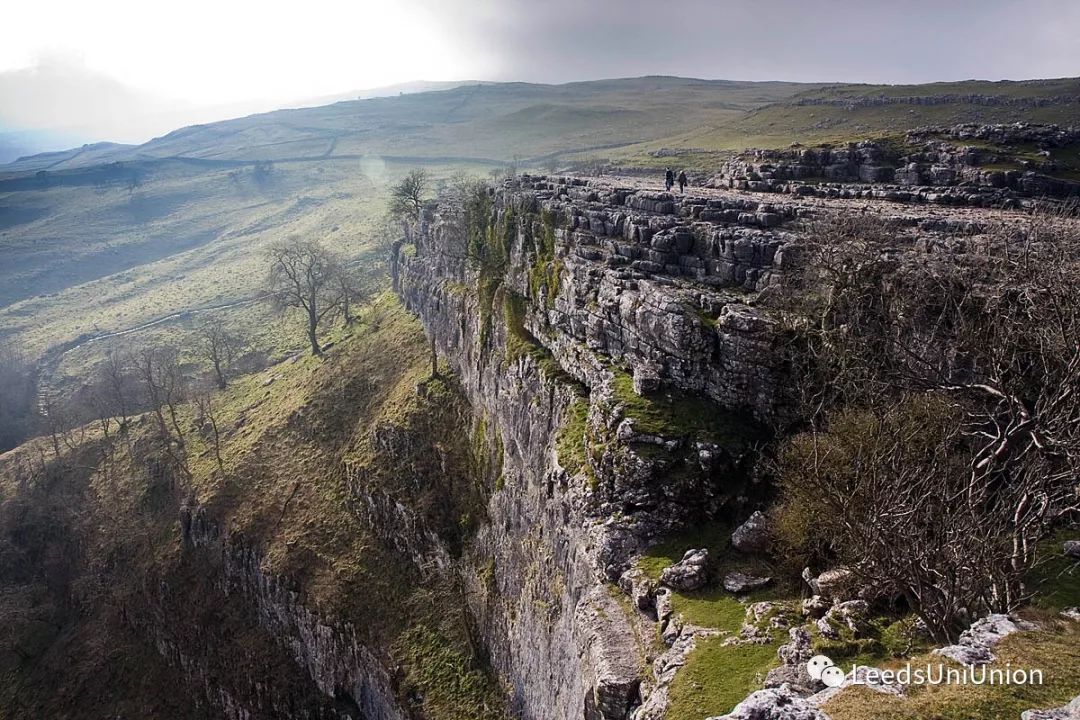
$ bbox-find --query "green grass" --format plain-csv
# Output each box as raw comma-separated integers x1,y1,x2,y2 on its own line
1030,527,1080,612
667,634,781,720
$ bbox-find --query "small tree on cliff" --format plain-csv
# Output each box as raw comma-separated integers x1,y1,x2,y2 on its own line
389,168,429,221
265,235,343,355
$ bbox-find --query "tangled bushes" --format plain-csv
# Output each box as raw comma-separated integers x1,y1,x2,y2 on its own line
770,208,1080,641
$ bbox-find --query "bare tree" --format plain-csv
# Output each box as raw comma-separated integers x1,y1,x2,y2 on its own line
94,350,136,433
193,385,225,472
39,392,71,458
197,323,241,389
135,346,187,442
389,168,429,220
330,264,365,327
265,235,343,355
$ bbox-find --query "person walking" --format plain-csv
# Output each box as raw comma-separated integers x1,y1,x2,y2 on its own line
665,168,674,191
677,170,687,194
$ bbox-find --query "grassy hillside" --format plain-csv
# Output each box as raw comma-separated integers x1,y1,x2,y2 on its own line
633,77,1080,156
2,76,819,172
0,295,506,719
0,76,822,432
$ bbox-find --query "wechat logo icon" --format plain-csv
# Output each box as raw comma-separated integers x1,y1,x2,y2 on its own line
807,654,846,688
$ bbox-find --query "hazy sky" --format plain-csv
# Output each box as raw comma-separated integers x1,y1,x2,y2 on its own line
2,0,1079,149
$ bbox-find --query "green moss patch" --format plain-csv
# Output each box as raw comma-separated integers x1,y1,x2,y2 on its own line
395,625,508,720
610,370,763,449
666,634,780,720
555,398,592,478
503,291,579,387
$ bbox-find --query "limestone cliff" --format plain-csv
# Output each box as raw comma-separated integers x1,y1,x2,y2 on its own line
394,175,790,719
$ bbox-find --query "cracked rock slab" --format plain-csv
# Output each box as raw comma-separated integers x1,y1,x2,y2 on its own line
933,613,1037,666
723,571,772,594
707,683,831,720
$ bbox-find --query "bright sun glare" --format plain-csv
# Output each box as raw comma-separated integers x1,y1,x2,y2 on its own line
3,0,486,104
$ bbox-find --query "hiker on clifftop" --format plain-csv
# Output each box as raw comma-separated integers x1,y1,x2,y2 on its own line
665,168,674,191
677,170,687,194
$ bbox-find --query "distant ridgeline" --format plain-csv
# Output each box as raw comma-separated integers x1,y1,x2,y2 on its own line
791,94,1080,108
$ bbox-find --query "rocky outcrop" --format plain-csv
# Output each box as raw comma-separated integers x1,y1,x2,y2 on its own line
731,510,770,553
392,173,1072,720
1022,694,1080,720
933,613,1038,665
709,123,1080,205
791,95,1080,110
723,571,772,594
153,506,407,720
659,549,710,591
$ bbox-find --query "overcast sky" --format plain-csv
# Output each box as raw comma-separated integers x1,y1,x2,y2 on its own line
2,0,1079,150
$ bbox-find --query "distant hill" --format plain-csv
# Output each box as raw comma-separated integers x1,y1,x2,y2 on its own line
9,141,134,167
4,75,1078,177
662,77,1080,153
0,77,822,172
0,128,98,165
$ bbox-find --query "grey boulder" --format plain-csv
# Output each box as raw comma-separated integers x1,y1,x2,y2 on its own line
723,571,772,594
934,613,1037,666
1022,694,1080,720
732,511,771,553
660,548,710,592
707,684,829,720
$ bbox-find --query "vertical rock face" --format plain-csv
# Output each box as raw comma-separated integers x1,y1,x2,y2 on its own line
394,175,789,719
146,507,408,720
